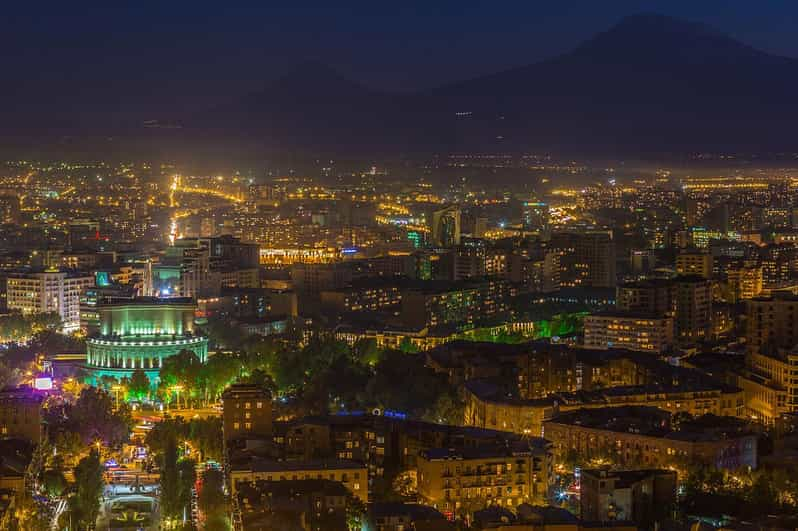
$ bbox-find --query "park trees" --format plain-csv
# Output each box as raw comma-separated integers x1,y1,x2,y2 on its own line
127,368,151,401
68,448,104,529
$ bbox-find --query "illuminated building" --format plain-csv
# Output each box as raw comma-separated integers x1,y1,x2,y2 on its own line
222,383,272,442
464,380,558,437
430,205,461,247
738,347,798,424
616,279,675,316
522,201,549,232
580,469,676,527
84,297,207,385
744,293,798,355
150,236,259,298
6,270,95,332
674,276,712,345
583,312,674,353
320,279,402,313
740,293,798,423
0,193,20,224
725,265,762,302
549,231,616,289
543,406,757,470
400,279,513,329
675,251,713,279
230,460,368,503
453,240,508,280
416,441,552,517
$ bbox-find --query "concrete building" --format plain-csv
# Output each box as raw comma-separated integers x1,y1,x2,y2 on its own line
745,293,798,356
674,276,712,345
431,206,461,247
580,469,676,527
549,231,616,289
726,265,763,302
583,312,674,354
222,383,273,442
416,440,552,518
675,252,713,279
615,279,675,317
0,387,43,444
6,270,94,332
738,346,798,424
229,459,368,503
400,279,513,329
543,406,757,471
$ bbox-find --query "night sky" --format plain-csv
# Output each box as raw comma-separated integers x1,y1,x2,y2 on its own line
3,1,798,117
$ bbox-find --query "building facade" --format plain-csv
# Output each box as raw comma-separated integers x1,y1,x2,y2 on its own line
84,297,207,386
6,270,94,332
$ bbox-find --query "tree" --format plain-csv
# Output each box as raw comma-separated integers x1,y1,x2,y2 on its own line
161,349,203,407
345,496,367,531
177,458,197,519
422,388,464,425
398,337,419,353
188,417,223,461
128,368,151,401
71,448,104,528
42,467,68,497
160,437,182,521
198,468,227,525
67,387,133,446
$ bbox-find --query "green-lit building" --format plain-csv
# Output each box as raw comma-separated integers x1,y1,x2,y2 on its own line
85,297,207,386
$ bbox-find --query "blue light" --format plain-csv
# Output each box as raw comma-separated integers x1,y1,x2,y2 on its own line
341,248,358,254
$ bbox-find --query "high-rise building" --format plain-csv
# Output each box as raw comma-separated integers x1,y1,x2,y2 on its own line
522,201,550,233
150,236,259,299
673,276,712,344
725,265,763,302
6,270,95,332
549,231,616,288
616,279,675,317
0,193,20,225
676,252,713,279
431,206,461,247
744,293,798,355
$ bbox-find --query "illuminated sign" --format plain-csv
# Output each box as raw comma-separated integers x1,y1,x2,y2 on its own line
34,377,53,390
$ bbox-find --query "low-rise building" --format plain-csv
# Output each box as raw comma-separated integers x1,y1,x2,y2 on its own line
222,384,273,443
580,468,676,527
229,459,368,503
543,406,757,471
416,440,552,519
0,387,43,444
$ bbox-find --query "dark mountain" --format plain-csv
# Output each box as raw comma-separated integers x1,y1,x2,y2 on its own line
420,13,798,155
190,14,798,157
11,14,798,159
193,61,410,153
